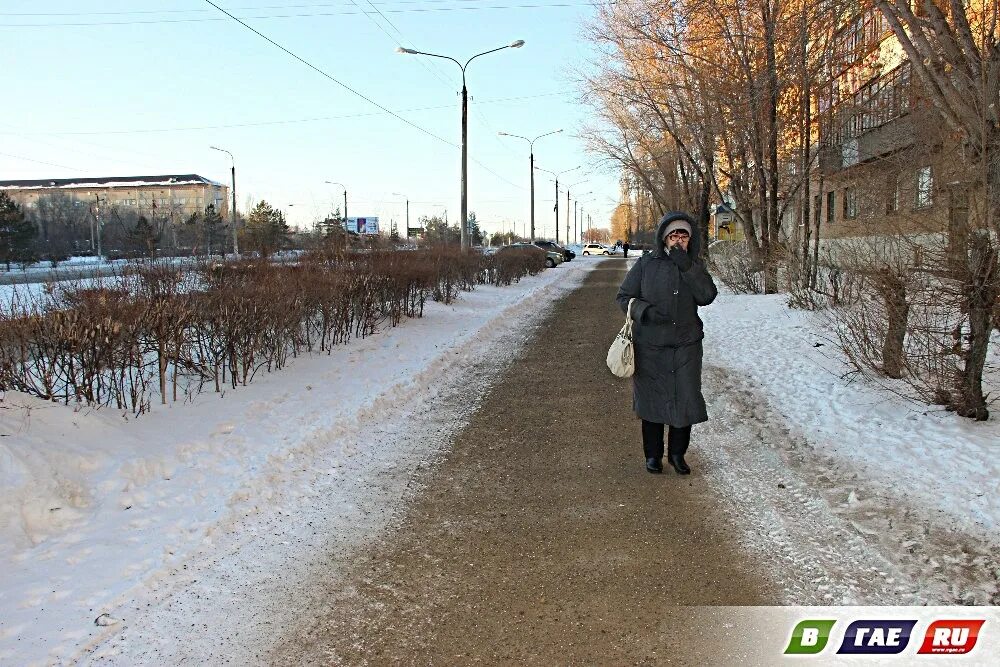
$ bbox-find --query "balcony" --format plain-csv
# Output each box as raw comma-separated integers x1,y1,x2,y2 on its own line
818,62,915,173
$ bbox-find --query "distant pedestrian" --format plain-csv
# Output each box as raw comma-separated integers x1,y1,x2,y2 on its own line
615,211,718,475
622,241,630,258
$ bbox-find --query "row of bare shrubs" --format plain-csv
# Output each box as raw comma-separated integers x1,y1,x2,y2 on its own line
789,236,999,420
707,233,998,419
0,247,545,414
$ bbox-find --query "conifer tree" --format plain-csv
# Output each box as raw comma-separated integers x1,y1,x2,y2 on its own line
0,192,39,270
245,200,290,258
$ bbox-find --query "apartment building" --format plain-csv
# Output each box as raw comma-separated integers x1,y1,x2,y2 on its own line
0,174,230,219
815,4,955,237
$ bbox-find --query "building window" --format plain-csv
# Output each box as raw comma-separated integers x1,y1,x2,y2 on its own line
826,191,836,224
844,186,858,219
916,166,933,208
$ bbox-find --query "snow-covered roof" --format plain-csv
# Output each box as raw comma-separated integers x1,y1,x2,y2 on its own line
0,174,225,191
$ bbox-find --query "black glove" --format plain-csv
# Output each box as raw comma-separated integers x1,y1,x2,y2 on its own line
669,245,693,272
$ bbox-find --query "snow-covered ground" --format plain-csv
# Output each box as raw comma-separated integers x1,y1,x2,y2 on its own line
702,290,1000,604
0,259,595,666
2,254,997,663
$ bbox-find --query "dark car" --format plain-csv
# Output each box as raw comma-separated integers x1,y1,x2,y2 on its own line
499,243,564,268
533,240,575,261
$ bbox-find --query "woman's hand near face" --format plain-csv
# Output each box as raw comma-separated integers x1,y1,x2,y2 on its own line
665,233,690,251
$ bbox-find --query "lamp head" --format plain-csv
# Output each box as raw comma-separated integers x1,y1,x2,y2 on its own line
510,40,525,48
396,47,417,54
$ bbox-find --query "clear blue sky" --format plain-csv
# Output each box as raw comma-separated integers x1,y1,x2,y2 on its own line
1,0,618,239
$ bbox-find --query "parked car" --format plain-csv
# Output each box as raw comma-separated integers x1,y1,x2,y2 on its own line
533,240,575,261
581,243,618,256
499,243,564,268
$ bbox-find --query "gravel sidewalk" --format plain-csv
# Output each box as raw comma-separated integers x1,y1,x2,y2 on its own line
274,260,782,665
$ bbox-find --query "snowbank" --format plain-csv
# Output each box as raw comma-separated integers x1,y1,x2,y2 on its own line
703,292,999,536
0,259,595,666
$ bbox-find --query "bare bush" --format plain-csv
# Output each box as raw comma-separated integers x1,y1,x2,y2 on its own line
0,248,543,415
707,241,765,294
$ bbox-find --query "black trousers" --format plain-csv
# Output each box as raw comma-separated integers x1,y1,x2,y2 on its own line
641,420,691,459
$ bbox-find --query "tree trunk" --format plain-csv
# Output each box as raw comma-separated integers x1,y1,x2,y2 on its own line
956,229,998,420
799,0,812,291
810,175,825,289
880,272,909,379
764,0,781,295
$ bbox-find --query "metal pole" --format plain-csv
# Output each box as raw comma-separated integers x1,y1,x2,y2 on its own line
406,199,409,233
461,77,469,249
554,177,559,242
231,163,238,256
573,201,580,243
344,189,348,222
398,43,524,249
529,149,535,241
566,187,570,244
94,194,102,259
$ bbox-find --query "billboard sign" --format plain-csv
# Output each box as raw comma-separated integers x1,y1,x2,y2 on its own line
345,216,379,235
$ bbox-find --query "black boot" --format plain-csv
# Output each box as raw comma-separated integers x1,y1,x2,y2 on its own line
645,457,663,474
667,453,691,475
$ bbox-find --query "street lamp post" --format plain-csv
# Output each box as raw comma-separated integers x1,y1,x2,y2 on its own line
324,181,348,223
210,145,238,256
397,40,525,249
497,129,561,241
570,191,592,244
565,181,588,245
92,194,105,259
534,164,580,243
392,192,409,238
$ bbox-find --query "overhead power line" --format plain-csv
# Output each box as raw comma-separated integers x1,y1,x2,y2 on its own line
0,4,594,27
0,0,578,16
201,0,457,149
0,92,572,136
199,0,523,190
0,151,81,171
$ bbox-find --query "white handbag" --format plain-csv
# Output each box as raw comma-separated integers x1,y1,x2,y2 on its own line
606,298,636,378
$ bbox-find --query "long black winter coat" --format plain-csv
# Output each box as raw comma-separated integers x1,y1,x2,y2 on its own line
615,213,718,427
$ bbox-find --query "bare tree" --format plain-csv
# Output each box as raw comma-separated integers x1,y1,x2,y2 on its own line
874,0,1000,419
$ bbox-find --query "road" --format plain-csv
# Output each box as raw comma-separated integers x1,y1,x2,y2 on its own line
273,260,782,665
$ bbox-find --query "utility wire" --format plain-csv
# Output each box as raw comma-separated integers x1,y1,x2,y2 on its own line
362,0,458,86
201,0,457,148
0,92,571,136
1,0,577,15
0,151,81,171
346,0,455,89
200,0,523,190
0,4,593,27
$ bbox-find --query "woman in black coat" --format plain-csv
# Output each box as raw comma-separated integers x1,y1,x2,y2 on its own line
615,211,718,474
